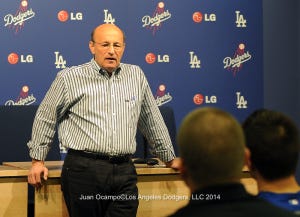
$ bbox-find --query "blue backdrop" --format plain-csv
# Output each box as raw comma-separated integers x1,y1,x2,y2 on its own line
1,0,263,149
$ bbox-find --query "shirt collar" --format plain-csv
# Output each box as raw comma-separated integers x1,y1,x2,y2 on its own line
90,58,122,76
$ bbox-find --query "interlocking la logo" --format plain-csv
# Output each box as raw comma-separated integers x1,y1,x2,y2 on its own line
235,11,247,27
4,0,35,34
189,51,201,68
54,52,66,69
236,92,247,109
104,9,115,24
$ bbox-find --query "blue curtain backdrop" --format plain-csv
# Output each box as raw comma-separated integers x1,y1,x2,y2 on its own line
1,0,263,144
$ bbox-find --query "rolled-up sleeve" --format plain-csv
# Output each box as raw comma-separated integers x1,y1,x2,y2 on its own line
138,80,176,162
27,71,68,161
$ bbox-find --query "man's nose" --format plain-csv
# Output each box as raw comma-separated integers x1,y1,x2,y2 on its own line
107,45,115,53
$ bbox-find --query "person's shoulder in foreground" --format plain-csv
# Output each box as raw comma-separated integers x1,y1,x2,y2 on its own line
243,108,300,214
170,184,299,217
168,106,298,217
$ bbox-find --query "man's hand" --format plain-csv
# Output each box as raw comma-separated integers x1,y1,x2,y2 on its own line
28,159,48,188
165,157,181,170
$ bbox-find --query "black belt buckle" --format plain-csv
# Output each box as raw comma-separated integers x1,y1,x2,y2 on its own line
108,155,130,164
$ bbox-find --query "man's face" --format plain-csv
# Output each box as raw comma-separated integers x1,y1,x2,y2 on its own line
89,24,125,73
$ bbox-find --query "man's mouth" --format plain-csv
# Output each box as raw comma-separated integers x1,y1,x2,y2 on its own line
106,57,116,61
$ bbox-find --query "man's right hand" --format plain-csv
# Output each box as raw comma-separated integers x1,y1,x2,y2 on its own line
28,159,48,188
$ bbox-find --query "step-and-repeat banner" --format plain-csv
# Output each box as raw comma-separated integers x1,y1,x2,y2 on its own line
1,0,263,130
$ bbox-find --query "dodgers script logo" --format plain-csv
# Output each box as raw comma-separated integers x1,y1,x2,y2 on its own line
5,86,36,106
223,43,252,76
142,2,171,35
155,84,172,106
4,0,35,34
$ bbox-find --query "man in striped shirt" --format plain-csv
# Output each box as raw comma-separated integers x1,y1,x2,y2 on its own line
27,23,178,217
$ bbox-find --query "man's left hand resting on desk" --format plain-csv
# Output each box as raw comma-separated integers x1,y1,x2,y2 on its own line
28,159,48,188
165,157,181,170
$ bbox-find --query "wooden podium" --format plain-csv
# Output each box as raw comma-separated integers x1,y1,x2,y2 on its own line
2,161,257,217
0,165,28,217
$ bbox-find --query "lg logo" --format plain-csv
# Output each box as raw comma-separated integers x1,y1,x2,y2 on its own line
193,94,217,105
8,53,33,64
145,53,170,64
57,10,83,22
192,11,216,23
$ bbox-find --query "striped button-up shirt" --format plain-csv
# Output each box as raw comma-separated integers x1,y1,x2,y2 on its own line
27,59,175,162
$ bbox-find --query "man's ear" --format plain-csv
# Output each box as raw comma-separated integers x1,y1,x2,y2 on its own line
244,147,252,170
89,41,95,55
177,157,184,173
178,158,189,183
178,158,196,192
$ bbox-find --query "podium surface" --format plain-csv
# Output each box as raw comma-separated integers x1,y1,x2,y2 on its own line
2,161,257,217
0,165,28,217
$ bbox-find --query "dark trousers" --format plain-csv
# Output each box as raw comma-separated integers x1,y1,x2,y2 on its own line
61,151,139,217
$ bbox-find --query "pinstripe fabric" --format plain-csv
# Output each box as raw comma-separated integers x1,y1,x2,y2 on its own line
27,59,175,162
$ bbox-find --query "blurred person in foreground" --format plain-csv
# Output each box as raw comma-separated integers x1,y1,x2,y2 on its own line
169,107,297,217
243,108,300,214
27,23,178,217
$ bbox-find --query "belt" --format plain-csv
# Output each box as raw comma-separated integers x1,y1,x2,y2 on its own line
68,149,132,164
